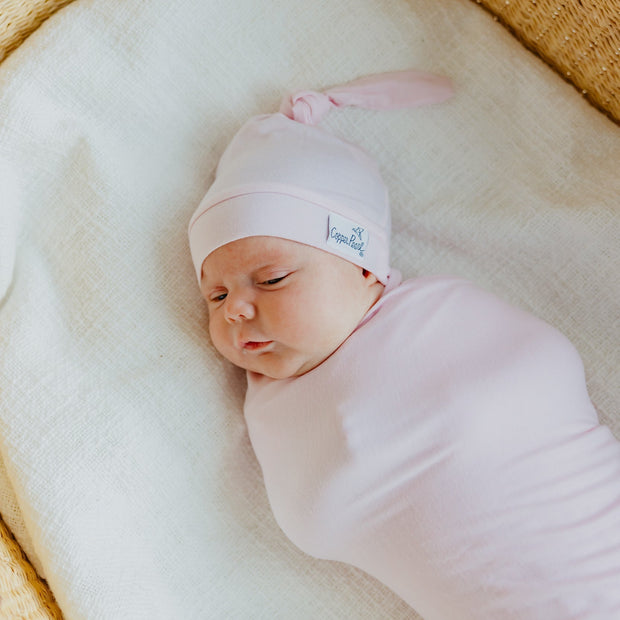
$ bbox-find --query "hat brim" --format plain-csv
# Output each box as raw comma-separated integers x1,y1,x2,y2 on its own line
188,192,390,284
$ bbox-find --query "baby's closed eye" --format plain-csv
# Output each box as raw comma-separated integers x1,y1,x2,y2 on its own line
209,291,228,302
257,270,293,287
262,276,287,285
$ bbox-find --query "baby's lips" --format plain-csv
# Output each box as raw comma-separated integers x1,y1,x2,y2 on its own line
241,340,274,352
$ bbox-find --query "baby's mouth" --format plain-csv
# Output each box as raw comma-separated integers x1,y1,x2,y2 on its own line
242,340,274,352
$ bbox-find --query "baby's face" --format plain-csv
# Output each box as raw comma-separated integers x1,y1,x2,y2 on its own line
201,236,383,379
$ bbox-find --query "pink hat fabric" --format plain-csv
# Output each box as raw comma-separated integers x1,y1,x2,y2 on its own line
188,70,453,284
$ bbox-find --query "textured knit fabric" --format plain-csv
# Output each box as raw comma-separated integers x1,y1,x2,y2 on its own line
246,276,620,619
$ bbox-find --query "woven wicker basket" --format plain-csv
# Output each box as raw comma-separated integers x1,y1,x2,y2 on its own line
475,0,620,124
0,0,73,62
0,516,62,619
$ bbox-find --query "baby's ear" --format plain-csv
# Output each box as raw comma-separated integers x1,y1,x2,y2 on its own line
361,268,380,285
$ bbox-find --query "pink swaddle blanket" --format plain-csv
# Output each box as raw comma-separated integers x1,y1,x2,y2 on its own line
245,276,620,619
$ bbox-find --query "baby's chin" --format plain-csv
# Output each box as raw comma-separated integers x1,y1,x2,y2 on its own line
241,358,318,380
225,349,329,380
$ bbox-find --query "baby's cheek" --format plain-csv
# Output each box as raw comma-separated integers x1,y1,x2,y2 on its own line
208,322,228,356
267,305,303,339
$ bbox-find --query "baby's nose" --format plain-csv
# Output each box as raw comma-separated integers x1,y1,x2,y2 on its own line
224,292,255,323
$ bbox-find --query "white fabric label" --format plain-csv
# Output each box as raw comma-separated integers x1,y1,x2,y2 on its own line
326,213,369,260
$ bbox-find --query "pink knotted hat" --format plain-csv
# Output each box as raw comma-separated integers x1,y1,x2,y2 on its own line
188,70,453,284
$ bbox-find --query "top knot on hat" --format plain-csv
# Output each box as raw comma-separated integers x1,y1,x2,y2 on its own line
279,70,453,125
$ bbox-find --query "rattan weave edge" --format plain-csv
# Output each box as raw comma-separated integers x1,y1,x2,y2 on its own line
473,0,620,124
0,0,74,63
0,516,63,619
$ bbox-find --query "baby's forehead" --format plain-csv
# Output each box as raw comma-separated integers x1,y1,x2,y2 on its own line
201,236,312,280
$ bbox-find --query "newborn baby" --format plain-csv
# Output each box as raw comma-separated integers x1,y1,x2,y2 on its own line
188,72,620,619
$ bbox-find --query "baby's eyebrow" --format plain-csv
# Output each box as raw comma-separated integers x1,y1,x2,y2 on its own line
253,262,296,277
255,262,289,271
